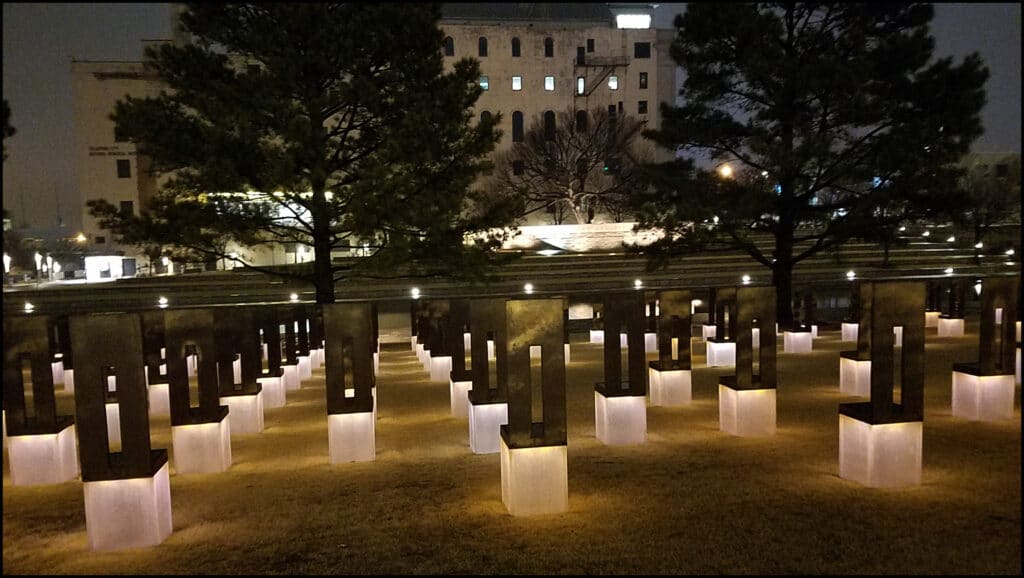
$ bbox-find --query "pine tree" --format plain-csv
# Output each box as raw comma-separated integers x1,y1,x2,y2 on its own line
634,3,988,326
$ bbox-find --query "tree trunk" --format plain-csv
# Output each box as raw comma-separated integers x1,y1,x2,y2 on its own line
773,262,794,329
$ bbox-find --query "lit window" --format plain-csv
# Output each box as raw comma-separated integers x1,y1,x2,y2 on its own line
617,14,651,29
638,100,648,114
577,76,585,95
608,76,618,90
639,72,648,89
512,76,522,91
544,76,554,91
479,76,489,91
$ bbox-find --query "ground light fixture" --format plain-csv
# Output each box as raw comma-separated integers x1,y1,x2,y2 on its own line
634,279,643,289
947,236,956,243
1005,248,1014,256
847,270,856,280
410,287,420,299
3,253,10,273
922,230,930,237
974,242,983,249
741,275,751,285
24,302,34,313
289,293,299,302
944,267,954,275
974,280,983,296
158,296,169,309
899,226,906,232
524,283,534,294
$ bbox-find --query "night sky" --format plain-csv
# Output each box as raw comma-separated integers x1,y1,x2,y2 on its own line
2,3,1020,231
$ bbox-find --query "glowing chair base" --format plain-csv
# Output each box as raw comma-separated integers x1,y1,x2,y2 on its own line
83,461,172,551
449,379,472,418
468,399,508,454
839,353,871,397
258,375,286,408
706,339,736,368
648,366,692,406
839,413,921,487
220,391,264,434
6,423,79,486
171,416,232,474
719,379,776,437
952,368,1015,421
328,411,375,463
595,391,646,445
937,317,965,337
783,331,813,353
500,434,568,516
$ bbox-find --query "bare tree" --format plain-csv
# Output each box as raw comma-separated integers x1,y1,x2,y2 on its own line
490,107,648,225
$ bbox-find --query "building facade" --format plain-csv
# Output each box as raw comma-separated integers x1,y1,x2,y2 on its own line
70,4,676,266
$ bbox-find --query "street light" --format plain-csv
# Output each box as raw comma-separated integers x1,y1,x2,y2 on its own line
76,232,87,243
717,164,733,178
3,253,10,274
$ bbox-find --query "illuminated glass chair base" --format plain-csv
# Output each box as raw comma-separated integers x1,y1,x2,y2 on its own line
328,405,375,463
83,454,172,551
468,395,508,454
220,390,264,434
839,403,921,487
171,409,232,474
258,372,286,408
951,363,1015,421
282,363,300,390
705,338,736,368
450,379,472,418
595,389,646,445
719,376,776,437
937,316,965,337
648,361,692,406
842,322,859,342
783,330,813,353
839,351,871,397
429,355,452,382
6,419,79,486
500,427,568,516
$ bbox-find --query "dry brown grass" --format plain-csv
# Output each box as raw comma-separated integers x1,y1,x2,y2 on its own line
3,323,1021,574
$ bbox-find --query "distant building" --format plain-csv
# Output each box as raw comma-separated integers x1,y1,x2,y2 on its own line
70,4,677,265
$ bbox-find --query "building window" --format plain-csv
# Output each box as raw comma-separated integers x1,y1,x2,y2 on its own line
511,37,521,57
577,46,586,65
120,200,134,215
116,159,131,179
96,236,106,244
479,76,489,91
512,160,525,175
480,111,492,124
511,76,522,91
608,76,618,90
443,37,454,57
634,42,651,58
544,111,556,141
512,111,524,142
544,37,554,57
638,100,648,114
576,110,588,132
577,76,585,95
608,105,617,120
639,72,648,89
478,37,488,57
587,38,595,52
544,76,555,91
